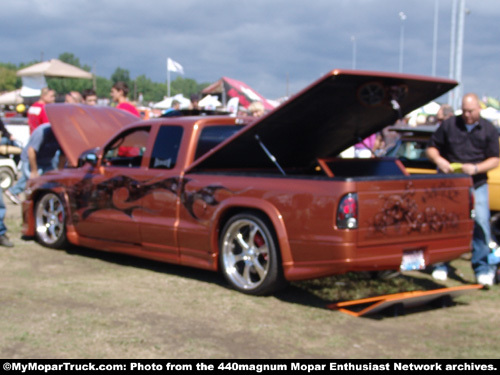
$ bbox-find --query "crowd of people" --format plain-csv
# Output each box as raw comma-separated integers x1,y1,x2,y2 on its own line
0,82,139,247
1,87,498,287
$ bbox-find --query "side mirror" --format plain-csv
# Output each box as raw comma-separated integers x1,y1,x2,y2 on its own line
78,148,100,167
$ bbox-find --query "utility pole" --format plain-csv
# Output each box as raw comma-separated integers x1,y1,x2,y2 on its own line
448,0,457,107
351,36,357,70
454,0,466,110
399,12,407,73
432,0,439,76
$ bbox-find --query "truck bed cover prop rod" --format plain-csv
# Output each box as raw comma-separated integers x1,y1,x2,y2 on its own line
254,134,286,176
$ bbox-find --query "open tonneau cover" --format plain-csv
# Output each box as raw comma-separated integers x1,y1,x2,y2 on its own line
188,70,457,172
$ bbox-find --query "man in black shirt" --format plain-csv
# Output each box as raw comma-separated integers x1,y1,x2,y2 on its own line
427,93,499,286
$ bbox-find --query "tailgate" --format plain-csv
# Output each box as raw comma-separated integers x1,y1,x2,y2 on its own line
355,175,473,246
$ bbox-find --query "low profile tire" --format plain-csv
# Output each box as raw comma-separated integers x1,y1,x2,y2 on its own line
35,192,68,249
219,212,285,295
0,166,15,190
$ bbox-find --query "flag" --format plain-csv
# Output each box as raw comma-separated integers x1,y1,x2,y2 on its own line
167,58,184,74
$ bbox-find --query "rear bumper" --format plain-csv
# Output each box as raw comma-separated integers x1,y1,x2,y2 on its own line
283,235,472,281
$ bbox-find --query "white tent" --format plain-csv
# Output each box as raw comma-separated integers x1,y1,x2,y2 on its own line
17,59,93,97
198,95,221,109
0,89,23,105
17,59,93,79
481,107,500,126
152,94,191,109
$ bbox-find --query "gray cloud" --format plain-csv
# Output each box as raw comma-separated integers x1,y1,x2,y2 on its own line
1,0,498,100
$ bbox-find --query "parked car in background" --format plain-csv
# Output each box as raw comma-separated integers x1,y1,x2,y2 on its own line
386,125,500,245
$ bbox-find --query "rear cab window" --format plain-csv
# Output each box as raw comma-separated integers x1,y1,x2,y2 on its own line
195,125,244,160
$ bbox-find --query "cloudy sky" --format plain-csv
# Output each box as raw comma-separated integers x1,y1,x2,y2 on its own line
1,0,498,102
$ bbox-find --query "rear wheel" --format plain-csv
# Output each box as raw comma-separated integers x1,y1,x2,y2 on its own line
0,166,15,190
35,192,68,249
219,212,285,295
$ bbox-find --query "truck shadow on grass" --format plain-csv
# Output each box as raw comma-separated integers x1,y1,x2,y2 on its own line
59,243,478,318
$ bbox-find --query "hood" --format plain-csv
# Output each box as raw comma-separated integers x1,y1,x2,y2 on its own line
188,69,457,172
46,104,139,167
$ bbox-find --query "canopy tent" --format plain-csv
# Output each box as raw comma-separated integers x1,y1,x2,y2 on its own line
202,77,275,110
17,59,93,97
198,95,222,109
0,89,23,105
152,94,191,109
481,107,500,126
17,59,93,79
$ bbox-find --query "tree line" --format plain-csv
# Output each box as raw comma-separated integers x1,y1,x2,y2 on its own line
0,52,210,104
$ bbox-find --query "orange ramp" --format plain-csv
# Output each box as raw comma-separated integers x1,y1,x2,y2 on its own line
327,284,483,317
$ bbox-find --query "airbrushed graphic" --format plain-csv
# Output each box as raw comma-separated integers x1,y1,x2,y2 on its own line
53,174,234,222
371,182,459,235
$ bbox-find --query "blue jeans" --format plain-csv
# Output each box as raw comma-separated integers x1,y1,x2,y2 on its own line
434,183,494,277
8,161,55,196
0,190,6,236
471,183,494,276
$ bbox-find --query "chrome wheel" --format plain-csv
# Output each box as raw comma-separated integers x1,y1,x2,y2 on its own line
35,193,67,248
0,166,15,190
220,213,284,295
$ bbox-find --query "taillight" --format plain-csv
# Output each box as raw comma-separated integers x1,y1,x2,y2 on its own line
469,187,476,219
337,193,358,229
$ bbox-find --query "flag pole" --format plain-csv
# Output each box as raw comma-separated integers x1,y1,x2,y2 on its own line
167,59,171,97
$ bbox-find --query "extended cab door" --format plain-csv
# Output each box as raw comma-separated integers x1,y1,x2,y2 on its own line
137,125,185,261
73,126,152,245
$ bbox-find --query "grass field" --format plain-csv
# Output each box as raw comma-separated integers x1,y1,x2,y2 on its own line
1,200,498,359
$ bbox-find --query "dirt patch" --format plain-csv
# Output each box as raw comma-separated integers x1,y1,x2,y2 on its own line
1,199,499,359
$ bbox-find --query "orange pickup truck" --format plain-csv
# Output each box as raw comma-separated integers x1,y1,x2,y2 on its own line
22,70,474,295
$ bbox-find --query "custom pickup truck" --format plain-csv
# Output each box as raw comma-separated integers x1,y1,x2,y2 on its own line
22,70,474,295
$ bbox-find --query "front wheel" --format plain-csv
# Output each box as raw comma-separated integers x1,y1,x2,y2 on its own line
35,192,68,249
219,212,285,295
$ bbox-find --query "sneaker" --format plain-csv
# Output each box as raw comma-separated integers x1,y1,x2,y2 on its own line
4,190,21,205
0,235,14,248
477,273,494,287
432,269,448,281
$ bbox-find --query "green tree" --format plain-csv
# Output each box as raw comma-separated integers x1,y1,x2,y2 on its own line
0,54,212,105
0,65,20,92
95,76,112,99
134,75,167,103
170,76,210,99
58,52,82,68
111,68,131,85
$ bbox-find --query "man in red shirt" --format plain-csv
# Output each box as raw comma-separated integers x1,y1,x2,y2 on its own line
27,87,55,134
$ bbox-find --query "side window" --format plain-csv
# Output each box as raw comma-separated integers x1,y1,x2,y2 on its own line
150,126,183,169
195,125,244,160
102,127,150,168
